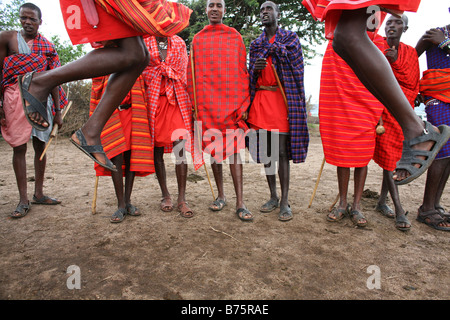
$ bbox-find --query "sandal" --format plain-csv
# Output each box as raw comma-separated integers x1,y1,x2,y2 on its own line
260,197,279,213
126,203,140,216
326,204,350,222
236,207,253,221
110,208,127,223
278,205,293,222
10,202,31,218
160,196,173,212
209,198,227,211
70,129,117,172
178,201,194,218
348,209,368,227
417,207,450,231
31,195,61,205
376,203,395,218
395,212,411,232
435,205,450,221
18,72,49,131
394,122,450,185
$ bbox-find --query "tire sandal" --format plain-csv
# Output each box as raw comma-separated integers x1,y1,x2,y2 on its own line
394,122,450,185
209,198,227,211
110,208,127,223
349,209,368,227
160,196,173,212
376,203,395,219
236,207,253,222
126,204,140,216
10,202,31,219
416,207,450,231
327,204,350,222
178,201,194,218
18,72,49,131
395,212,411,232
278,205,293,222
260,198,279,213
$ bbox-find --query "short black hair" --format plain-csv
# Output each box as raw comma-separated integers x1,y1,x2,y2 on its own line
19,2,42,20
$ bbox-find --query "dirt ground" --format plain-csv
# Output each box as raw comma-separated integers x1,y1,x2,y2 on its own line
0,135,448,301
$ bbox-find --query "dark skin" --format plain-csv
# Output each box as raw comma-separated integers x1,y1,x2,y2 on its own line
333,8,442,184
375,15,410,230
0,7,63,215
415,23,450,229
253,1,291,219
202,0,251,219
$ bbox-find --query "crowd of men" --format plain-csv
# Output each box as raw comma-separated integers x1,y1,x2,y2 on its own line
0,0,449,232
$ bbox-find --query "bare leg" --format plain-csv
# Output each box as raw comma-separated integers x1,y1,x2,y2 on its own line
123,150,135,206
351,166,368,226
24,37,149,167
333,9,439,182
278,134,290,210
154,146,171,208
32,137,46,199
211,159,226,203
173,140,187,205
12,144,28,206
110,153,125,210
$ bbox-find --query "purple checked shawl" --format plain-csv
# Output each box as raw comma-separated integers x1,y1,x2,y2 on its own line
248,27,309,163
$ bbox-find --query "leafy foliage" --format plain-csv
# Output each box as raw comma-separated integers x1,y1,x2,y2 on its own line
0,0,25,30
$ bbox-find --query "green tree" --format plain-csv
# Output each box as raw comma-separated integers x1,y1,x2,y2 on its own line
50,35,86,66
0,0,25,30
178,0,325,60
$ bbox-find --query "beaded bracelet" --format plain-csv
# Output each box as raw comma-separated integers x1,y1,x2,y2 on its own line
438,38,450,50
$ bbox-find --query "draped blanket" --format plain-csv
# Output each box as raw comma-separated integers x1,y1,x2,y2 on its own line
420,69,450,104
373,40,419,171
142,35,202,170
319,37,385,167
187,24,250,163
1,33,67,109
90,75,154,176
248,28,309,164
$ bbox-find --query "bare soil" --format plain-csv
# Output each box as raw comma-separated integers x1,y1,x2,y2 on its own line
0,135,448,300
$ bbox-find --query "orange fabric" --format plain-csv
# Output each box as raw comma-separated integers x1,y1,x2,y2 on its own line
154,93,186,147
90,75,154,176
419,69,450,103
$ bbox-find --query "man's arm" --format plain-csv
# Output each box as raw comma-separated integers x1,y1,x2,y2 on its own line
415,27,445,57
0,31,13,126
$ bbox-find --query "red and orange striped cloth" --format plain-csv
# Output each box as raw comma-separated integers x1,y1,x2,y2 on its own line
319,37,385,168
60,0,192,45
419,69,450,104
90,75,154,177
301,0,420,39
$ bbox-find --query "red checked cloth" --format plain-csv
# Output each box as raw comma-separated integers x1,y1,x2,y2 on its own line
142,36,202,170
187,23,250,163
373,40,419,171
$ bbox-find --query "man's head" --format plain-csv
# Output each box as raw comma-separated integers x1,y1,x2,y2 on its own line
206,0,225,25
19,3,42,38
260,1,280,27
385,14,408,40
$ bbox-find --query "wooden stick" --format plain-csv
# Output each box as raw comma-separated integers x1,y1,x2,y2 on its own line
190,46,215,200
40,101,73,160
92,175,99,214
308,156,326,208
271,64,288,113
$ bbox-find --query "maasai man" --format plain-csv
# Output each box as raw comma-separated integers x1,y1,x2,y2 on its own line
247,1,309,222
373,14,419,231
0,3,68,218
16,0,192,172
415,12,450,231
187,0,253,221
320,33,386,228
301,0,450,185
143,35,200,218
90,74,154,223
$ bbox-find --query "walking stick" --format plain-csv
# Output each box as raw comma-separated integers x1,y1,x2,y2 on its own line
308,156,326,208
40,101,73,160
271,64,289,116
190,46,216,200
92,175,99,214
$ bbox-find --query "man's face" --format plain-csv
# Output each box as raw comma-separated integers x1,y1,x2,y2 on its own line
206,0,225,25
260,2,279,27
19,7,41,37
385,16,407,39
